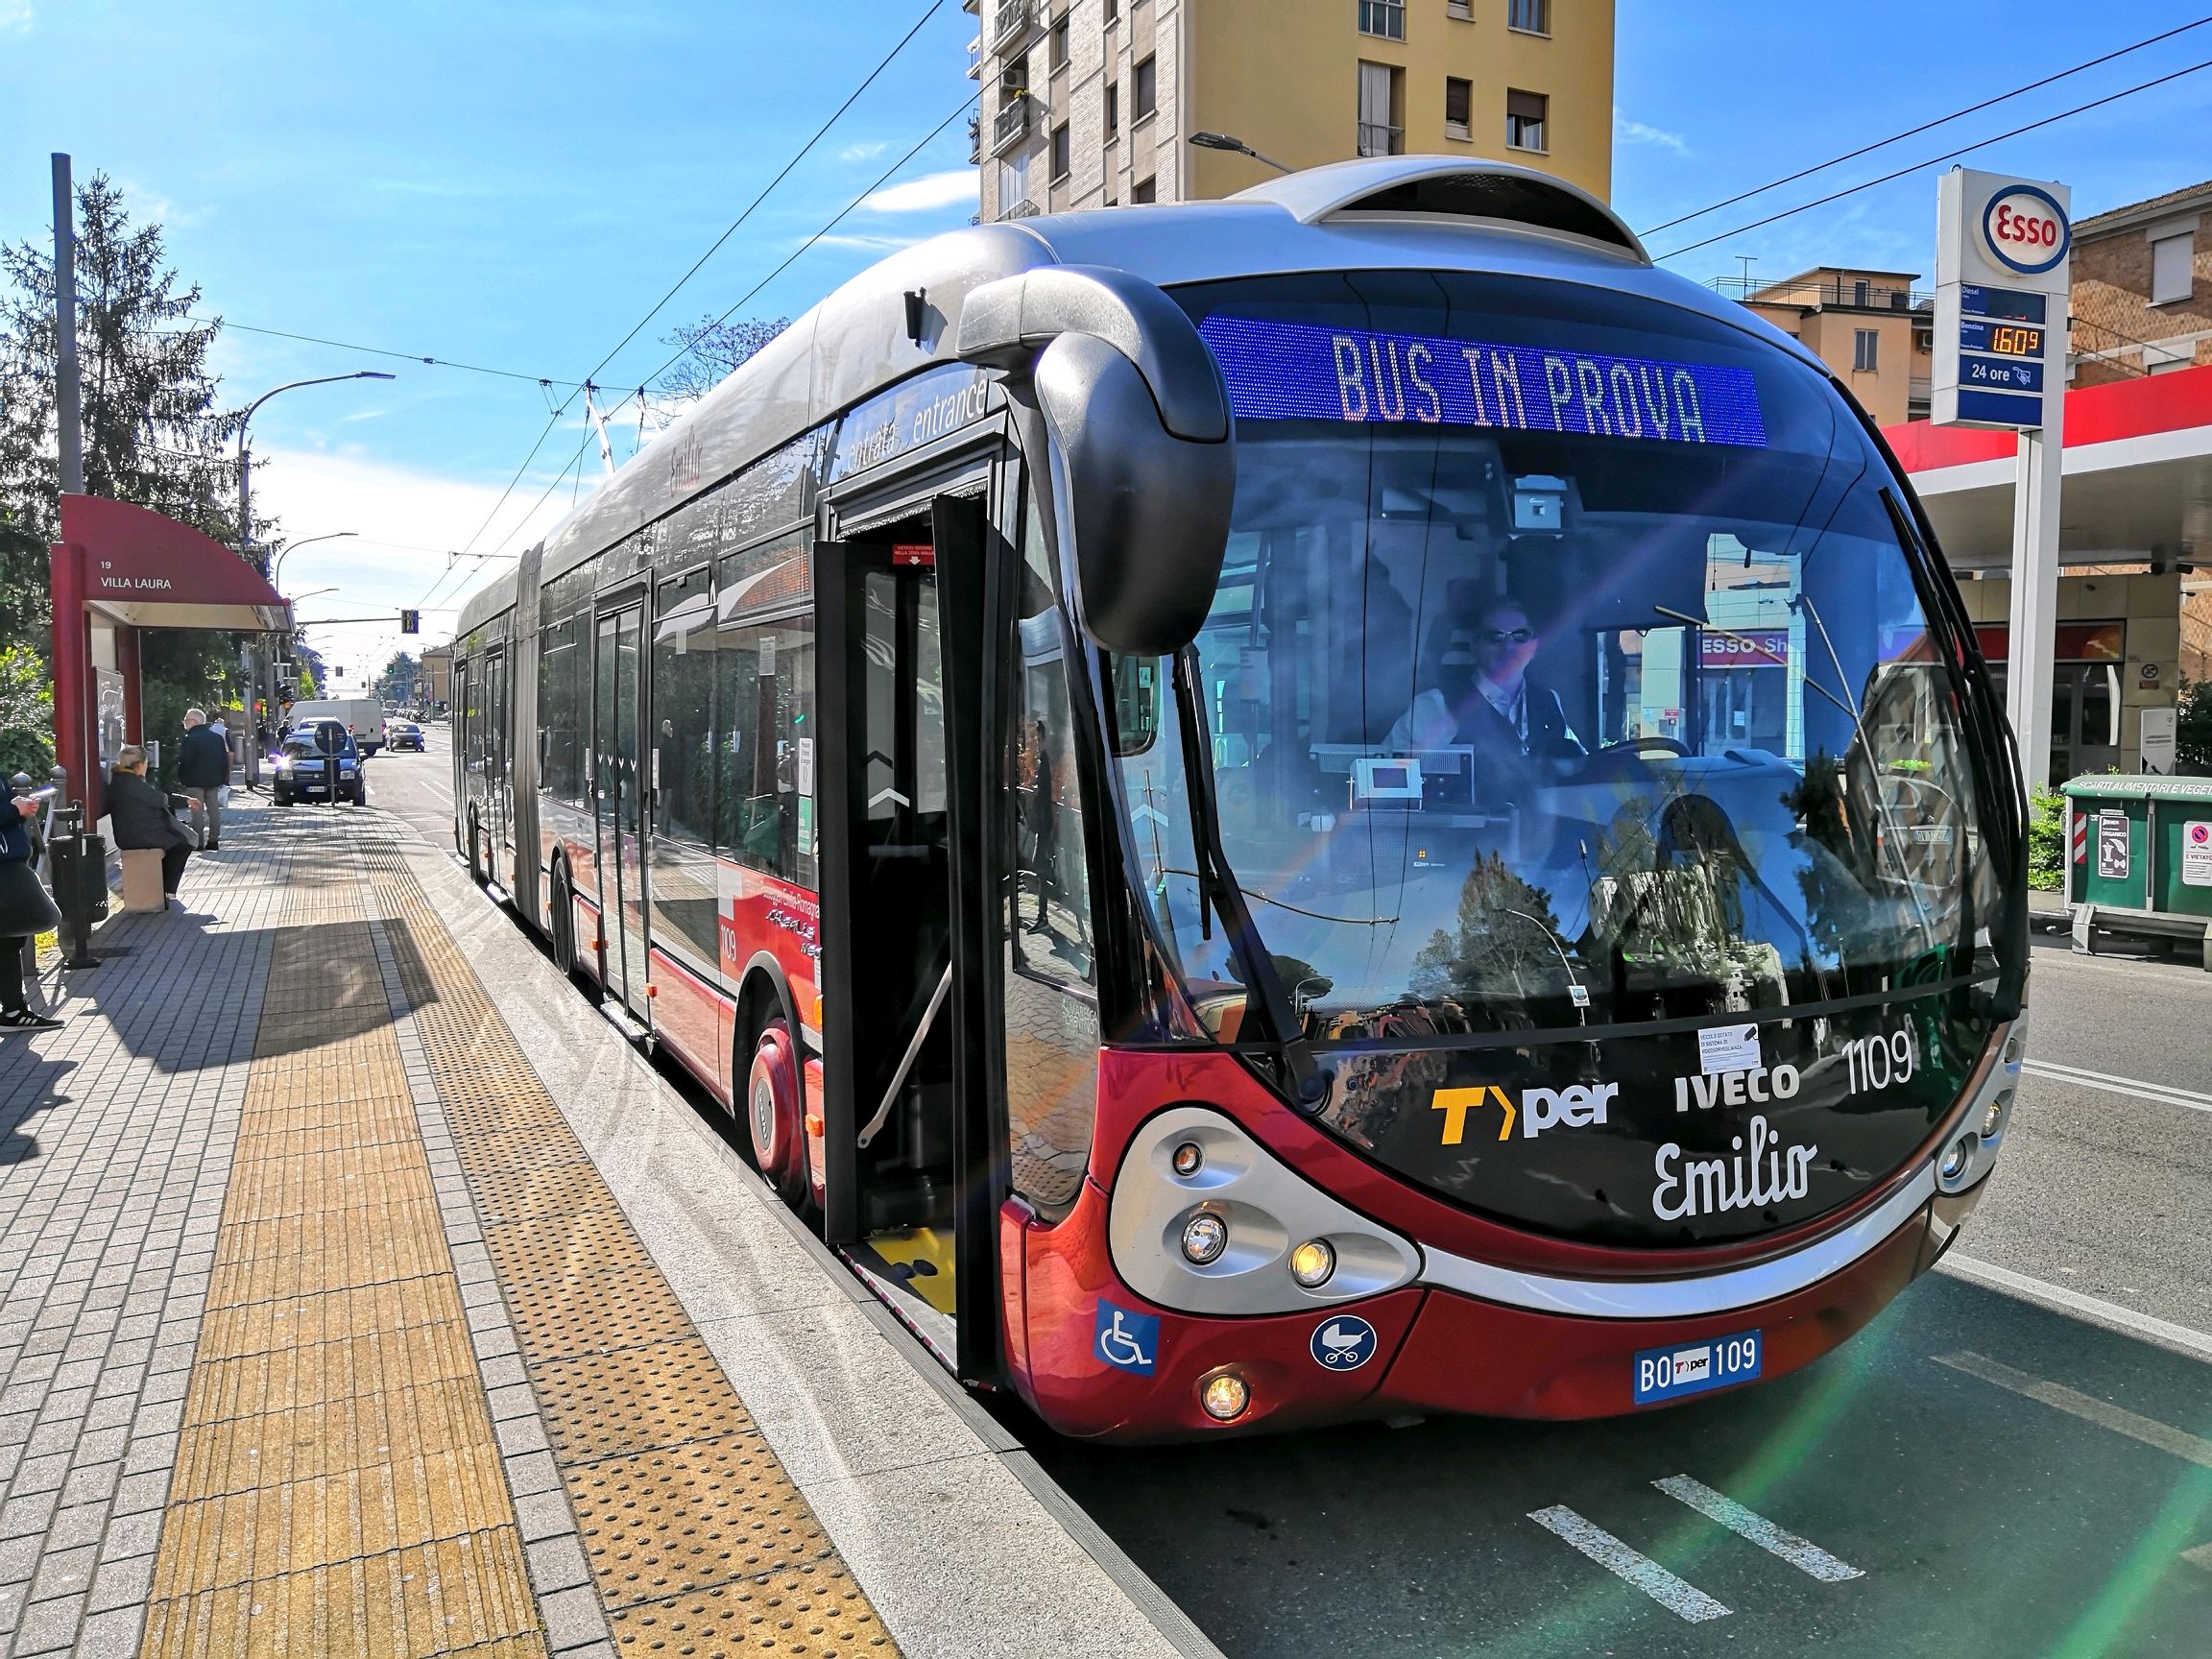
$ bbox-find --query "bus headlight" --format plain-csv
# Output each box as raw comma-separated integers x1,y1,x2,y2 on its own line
1170,1141,1204,1178
1200,1371,1250,1422
1181,1212,1228,1265
1938,1135,1975,1185
1288,1238,1335,1288
1982,1087,2013,1140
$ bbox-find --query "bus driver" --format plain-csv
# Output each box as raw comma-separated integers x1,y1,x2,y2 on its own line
1387,595,1583,802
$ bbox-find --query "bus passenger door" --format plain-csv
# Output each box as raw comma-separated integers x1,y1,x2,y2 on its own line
484,647,508,881
592,603,652,1028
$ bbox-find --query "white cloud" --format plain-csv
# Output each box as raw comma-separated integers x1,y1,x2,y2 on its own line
1615,108,1690,156
839,140,892,162
0,2,31,33
248,446,583,681
860,169,978,214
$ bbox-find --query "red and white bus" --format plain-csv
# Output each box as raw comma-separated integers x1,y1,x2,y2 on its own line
452,157,2028,1439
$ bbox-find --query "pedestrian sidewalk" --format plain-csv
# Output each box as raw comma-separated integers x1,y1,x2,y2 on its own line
0,792,1205,1658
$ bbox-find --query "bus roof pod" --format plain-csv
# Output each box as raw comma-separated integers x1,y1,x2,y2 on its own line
1230,156,1650,263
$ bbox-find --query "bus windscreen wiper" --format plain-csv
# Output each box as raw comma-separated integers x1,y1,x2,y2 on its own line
1170,645,1325,1107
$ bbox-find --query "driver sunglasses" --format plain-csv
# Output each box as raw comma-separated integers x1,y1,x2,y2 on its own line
1480,627,1535,644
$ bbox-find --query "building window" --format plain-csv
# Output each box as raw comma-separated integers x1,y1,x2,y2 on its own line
2152,231,2195,305
1448,0,1473,16
1134,55,1156,121
1132,177,1156,204
1104,0,1118,22
1444,76,1472,140
1358,60,1403,156
1508,0,1550,34
1853,278,1869,306
1050,121,1070,181
1104,82,1118,140
1505,88,1547,152
1358,0,1405,40
1049,13,1069,70
1853,329,1879,373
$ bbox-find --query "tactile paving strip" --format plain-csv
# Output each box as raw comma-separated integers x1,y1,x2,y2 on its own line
140,915,548,1657
357,837,897,1656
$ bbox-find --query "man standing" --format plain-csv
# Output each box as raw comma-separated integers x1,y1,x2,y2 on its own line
178,709,229,851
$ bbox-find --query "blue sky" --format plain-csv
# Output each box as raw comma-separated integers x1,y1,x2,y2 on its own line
6,0,2211,679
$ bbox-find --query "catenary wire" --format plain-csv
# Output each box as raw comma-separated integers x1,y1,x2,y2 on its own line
185,317,584,389
1639,15,2212,237
1655,56,2212,262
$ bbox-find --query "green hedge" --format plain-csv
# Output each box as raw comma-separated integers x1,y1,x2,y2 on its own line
2026,787,2066,892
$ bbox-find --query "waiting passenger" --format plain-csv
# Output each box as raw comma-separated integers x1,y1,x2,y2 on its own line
1387,598,1583,801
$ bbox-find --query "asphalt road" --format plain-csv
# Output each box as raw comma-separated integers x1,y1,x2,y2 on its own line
367,747,2212,1656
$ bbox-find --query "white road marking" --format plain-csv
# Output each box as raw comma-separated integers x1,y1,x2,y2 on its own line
2021,1058,2212,1117
1936,1254,2212,1366
1526,1505,1731,1623
1933,1352,2212,1470
1652,1476,1864,1582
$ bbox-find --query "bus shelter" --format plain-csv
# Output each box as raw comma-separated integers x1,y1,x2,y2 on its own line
47,493,291,820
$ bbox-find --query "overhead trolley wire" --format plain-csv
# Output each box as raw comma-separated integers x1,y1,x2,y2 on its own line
1639,15,2212,237
442,0,950,575
1654,55,2212,262
189,317,585,390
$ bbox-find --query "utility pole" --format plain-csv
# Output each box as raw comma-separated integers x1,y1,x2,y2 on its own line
52,155,83,493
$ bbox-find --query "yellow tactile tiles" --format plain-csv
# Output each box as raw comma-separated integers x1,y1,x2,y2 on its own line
138,917,547,1658
354,837,896,1656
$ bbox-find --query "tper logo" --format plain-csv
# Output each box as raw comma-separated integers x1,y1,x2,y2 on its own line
1433,1082,1617,1144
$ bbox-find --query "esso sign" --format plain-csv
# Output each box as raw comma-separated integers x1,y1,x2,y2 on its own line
1983,186,2070,275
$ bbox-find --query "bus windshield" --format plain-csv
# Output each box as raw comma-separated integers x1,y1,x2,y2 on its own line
1114,271,2011,1044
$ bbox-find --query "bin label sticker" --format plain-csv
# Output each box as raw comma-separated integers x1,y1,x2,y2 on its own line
2098,810,2130,881
2184,821,2212,888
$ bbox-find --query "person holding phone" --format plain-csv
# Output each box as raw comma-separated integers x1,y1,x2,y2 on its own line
0,789,62,1030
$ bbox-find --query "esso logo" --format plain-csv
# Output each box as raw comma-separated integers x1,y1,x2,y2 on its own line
1983,186,2070,275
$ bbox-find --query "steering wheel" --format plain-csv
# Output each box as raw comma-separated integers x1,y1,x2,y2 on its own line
1598,735,1692,758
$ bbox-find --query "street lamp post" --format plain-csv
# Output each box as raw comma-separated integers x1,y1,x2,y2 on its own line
234,373,392,781
1189,131,1293,175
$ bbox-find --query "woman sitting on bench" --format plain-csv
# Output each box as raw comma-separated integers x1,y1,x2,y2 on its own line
108,745,195,907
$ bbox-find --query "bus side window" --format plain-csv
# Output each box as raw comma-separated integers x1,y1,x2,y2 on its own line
713,539,816,887
1001,494,1097,1217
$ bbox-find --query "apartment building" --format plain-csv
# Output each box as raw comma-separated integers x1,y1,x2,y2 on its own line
1729,267,1935,426
2070,178,2211,386
969,0,1614,222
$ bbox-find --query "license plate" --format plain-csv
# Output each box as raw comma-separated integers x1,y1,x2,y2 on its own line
1632,1330,1762,1406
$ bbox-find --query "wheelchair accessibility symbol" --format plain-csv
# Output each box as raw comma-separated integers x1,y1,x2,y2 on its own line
1310,1314,1378,1371
1094,1300,1159,1375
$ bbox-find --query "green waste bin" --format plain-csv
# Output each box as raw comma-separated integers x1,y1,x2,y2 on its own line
2062,775,2212,969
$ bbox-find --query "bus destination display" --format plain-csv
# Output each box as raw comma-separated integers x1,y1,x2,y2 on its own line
1199,316,1768,448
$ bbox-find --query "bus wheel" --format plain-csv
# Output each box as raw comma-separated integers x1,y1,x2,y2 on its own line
746,1020,808,1211
466,812,485,886
549,864,577,976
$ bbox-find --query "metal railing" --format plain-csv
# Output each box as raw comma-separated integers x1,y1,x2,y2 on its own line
1357,121,1402,158
966,36,982,77
1004,198,1041,220
968,112,983,164
1714,275,1934,312
993,95,1033,151
991,0,1035,52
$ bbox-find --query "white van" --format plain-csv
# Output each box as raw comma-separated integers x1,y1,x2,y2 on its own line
285,697,387,755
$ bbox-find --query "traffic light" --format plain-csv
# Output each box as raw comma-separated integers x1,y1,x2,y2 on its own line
400,609,420,635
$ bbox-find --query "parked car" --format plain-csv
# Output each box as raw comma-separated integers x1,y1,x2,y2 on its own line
386,720,425,752
272,723,367,806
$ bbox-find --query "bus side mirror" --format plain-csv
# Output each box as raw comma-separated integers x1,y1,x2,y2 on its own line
957,265,1235,657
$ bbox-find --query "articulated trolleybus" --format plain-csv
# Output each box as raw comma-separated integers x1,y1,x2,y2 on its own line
453,157,2028,1439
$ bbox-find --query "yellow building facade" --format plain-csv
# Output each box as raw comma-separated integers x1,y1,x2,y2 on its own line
973,0,1614,222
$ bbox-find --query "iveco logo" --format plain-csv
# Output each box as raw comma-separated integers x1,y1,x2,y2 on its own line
1432,1082,1618,1144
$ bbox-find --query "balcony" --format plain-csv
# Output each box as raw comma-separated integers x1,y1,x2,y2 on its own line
968,112,982,165
1714,275,1934,313
966,36,981,77
990,0,1036,53
993,94,1032,153
1004,198,1040,220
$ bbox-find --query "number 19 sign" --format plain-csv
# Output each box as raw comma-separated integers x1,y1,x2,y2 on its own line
1933,168,2071,431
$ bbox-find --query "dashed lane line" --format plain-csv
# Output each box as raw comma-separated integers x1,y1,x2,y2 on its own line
2020,1058,2212,1116
1527,1506,1732,1623
1933,1351,2212,1470
1652,1476,1864,1582
1936,1254,2212,1366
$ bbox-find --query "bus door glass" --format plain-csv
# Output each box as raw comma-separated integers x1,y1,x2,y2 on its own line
593,604,651,1022
484,648,508,865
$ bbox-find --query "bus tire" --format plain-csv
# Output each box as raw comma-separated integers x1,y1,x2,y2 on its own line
746,1019,808,1212
466,811,486,886
549,862,577,977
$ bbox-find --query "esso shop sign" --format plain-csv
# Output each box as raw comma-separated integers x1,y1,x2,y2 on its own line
1983,186,2069,275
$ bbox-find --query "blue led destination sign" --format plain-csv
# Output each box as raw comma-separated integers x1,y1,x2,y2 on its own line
1199,316,1768,448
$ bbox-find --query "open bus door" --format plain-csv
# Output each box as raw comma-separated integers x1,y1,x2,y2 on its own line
817,487,1002,1380
591,599,654,1032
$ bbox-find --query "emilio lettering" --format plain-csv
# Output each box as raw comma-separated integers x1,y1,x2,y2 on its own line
1652,1115,1815,1221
